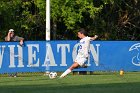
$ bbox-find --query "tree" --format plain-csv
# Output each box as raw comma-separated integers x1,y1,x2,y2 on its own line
0,0,21,41
91,0,140,40
50,0,103,39
0,0,139,40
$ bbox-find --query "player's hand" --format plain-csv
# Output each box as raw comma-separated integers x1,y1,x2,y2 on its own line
19,40,24,46
8,31,12,34
94,35,98,39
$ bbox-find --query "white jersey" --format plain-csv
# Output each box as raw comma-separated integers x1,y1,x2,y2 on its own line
77,36,91,58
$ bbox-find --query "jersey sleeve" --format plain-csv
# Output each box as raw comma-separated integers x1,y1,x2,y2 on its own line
86,37,91,41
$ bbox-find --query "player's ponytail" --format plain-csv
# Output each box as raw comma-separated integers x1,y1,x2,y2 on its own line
78,28,88,36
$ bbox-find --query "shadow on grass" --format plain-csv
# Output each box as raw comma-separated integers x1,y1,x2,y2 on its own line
0,82,140,93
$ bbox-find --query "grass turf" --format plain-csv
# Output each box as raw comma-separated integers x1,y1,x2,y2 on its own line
0,72,140,93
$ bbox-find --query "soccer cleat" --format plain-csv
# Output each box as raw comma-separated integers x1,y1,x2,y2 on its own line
59,75,66,79
59,76,64,79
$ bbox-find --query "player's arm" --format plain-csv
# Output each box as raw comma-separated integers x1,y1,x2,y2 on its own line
15,36,24,46
5,32,11,41
90,35,98,40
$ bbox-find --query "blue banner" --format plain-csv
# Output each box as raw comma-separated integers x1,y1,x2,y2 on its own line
0,41,140,73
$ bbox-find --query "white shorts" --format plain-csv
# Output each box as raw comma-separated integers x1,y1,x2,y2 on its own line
74,56,87,66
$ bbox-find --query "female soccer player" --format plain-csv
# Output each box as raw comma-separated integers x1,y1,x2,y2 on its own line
60,28,98,78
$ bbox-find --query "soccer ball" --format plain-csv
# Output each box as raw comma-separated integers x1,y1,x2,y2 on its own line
49,72,57,79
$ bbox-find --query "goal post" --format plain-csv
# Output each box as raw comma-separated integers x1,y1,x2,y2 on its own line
46,0,50,41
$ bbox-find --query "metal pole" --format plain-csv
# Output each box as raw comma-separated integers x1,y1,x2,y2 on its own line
46,0,50,40
45,0,50,75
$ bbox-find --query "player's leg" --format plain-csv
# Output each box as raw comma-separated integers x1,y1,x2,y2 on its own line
75,57,88,68
60,56,87,78
60,62,79,78
75,62,88,69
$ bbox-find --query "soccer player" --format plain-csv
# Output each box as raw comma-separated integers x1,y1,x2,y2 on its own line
60,28,98,78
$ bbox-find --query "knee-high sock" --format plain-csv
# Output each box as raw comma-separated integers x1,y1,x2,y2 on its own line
60,69,71,78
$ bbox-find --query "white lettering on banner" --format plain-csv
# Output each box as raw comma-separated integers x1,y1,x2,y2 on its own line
72,44,79,61
8,45,24,68
27,44,39,67
0,46,6,68
8,45,15,68
90,44,100,66
129,43,140,66
17,45,24,67
72,44,100,66
0,42,100,69
42,43,57,66
57,44,70,66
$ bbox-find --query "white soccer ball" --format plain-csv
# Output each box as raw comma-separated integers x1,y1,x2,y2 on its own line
49,72,57,79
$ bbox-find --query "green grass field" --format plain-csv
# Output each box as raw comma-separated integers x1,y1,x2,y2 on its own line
0,72,140,93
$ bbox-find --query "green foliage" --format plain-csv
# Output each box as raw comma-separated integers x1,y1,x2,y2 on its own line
0,0,21,40
0,0,139,40
51,0,102,30
50,0,103,39
96,0,140,40
0,0,46,41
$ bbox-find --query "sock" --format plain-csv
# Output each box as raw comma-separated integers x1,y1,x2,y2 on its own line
60,69,71,78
